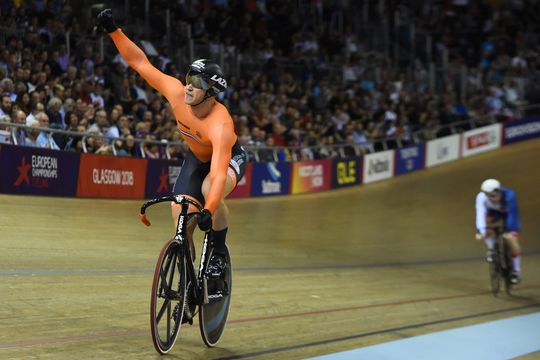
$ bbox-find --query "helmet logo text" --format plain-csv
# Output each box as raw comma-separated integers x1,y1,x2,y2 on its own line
210,74,227,88
191,59,206,70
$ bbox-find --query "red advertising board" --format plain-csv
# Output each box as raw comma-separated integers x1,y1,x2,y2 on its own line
77,154,148,198
228,163,252,198
291,160,331,194
461,124,501,157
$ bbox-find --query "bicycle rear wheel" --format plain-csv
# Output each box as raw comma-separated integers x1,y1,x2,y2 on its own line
150,239,187,354
199,246,232,347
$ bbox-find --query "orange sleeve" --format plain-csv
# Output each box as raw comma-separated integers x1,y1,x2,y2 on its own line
109,30,184,107
205,121,236,214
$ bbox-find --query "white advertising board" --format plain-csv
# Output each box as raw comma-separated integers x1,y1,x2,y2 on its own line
363,150,394,184
426,134,461,167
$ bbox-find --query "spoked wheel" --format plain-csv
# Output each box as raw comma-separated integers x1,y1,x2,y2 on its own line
489,261,501,296
199,246,232,347
150,239,187,354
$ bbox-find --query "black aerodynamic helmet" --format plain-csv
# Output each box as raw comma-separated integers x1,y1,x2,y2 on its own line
186,59,227,97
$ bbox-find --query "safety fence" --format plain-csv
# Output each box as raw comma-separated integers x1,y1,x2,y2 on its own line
1,115,539,200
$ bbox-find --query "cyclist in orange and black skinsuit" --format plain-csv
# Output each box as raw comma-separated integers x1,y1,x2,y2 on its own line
97,9,247,275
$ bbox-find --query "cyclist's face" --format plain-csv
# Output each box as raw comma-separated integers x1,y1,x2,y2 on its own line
185,73,207,105
184,85,205,105
487,191,502,203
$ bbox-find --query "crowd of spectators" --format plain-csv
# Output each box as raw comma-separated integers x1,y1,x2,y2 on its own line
0,0,539,162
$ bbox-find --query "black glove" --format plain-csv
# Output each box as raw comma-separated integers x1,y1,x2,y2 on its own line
96,8,118,33
197,209,212,232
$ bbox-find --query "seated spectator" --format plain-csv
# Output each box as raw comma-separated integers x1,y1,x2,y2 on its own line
11,109,27,145
24,120,42,148
33,112,60,150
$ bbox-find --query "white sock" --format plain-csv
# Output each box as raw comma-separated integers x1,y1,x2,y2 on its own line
484,237,494,250
513,256,521,273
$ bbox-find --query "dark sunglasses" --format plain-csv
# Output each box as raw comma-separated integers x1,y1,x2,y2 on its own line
486,190,500,198
185,73,210,90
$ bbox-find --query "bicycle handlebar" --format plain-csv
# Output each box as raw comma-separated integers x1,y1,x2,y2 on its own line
139,195,204,227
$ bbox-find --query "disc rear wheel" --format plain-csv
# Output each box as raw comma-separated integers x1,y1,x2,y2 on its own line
199,246,232,347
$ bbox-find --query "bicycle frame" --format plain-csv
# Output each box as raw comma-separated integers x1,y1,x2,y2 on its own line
489,226,510,269
141,195,212,305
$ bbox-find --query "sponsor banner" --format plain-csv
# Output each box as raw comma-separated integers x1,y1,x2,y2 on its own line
395,144,425,175
503,116,540,144
77,153,147,199
250,162,291,197
425,134,461,167
0,144,80,196
145,159,182,199
462,123,502,157
363,150,394,184
331,157,362,188
228,163,253,198
291,160,331,194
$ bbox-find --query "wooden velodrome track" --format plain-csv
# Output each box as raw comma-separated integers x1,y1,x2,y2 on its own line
1,140,539,360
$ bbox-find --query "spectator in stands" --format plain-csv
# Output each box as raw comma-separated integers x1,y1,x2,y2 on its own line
15,92,31,114
0,78,16,101
24,119,42,148
33,112,60,150
88,109,109,134
11,109,27,145
26,102,45,125
46,97,64,129
0,93,12,118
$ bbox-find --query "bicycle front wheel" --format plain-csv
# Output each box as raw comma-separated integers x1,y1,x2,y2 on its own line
150,238,187,354
199,246,232,347
489,260,501,296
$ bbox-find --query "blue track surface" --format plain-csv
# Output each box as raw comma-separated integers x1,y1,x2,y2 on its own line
308,312,540,360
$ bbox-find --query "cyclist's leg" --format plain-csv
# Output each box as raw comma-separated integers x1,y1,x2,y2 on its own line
483,229,496,262
171,151,211,259
504,231,522,275
201,174,234,252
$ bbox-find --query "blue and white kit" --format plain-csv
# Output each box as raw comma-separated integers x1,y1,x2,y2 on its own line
476,187,520,234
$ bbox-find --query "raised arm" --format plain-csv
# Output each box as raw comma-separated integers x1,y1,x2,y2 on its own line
97,9,183,105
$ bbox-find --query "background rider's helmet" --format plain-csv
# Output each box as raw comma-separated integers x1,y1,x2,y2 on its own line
481,178,501,195
187,59,227,97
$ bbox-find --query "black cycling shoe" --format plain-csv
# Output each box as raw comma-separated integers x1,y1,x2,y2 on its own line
207,253,227,279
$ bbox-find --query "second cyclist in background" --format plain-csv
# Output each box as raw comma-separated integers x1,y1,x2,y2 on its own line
476,179,522,284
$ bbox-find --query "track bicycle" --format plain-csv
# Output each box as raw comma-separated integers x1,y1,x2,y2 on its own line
140,195,232,354
487,225,513,296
